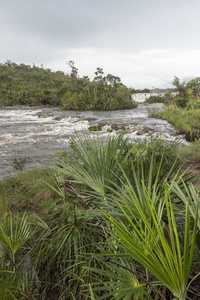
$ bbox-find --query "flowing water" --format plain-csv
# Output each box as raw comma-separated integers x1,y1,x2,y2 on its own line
0,104,186,179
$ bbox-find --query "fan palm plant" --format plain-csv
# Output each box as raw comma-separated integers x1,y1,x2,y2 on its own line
47,133,198,299
0,212,32,271
53,131,129,196
86,249,155,300
172,181,200,264
102,179,198,300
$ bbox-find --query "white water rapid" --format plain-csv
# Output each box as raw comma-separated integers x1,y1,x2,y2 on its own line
0,104,186,179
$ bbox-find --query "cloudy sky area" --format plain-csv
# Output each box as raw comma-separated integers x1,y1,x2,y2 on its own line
1,0,200,88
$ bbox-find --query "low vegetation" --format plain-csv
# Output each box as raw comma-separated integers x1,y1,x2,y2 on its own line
179,139,200,161
0,134,200,299
0,61,136,110
151,77,200,141
154,107,200,140
0,169,55,215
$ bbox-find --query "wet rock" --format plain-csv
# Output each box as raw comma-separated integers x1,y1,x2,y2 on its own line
53,116,64,121
111,123,126,131
85,117,98,123
151,132,171,139
136,125,149,135
125,126,137,134
97,122,107,127
111,123,120,130
37,113,53,118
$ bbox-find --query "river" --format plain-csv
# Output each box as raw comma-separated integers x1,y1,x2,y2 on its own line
0,104,186,180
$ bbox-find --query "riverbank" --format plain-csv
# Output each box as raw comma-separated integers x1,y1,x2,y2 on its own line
154,106,200,141
0,168,55,214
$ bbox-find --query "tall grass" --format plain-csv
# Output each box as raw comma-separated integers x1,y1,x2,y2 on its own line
154,107,200,133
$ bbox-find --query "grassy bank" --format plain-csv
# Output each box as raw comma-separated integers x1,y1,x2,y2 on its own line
0,135,200,299
0,169,55,216
154,107,200,141
179,139,200,161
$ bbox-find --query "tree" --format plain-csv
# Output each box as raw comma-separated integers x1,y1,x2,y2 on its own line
172,76,189,107
67,60,78,78
94,67,104,83
187,77,200,99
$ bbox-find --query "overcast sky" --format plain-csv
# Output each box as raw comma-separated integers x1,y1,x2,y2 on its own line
1,0,200,88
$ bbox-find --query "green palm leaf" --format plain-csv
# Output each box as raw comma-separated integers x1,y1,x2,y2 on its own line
0,212,31,256
53,131,129,196
103,182,198,300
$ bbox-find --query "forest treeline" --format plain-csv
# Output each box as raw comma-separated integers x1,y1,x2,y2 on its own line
0,60,136,110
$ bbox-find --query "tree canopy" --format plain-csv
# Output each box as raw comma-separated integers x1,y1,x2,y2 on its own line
172,76,200,108
0,60,136,110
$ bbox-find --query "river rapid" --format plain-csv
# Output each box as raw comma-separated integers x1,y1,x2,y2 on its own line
0,104,186,180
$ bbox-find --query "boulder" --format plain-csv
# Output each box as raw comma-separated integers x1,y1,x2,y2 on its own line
110,123,126,131
53,116,63,121
136,125,149,135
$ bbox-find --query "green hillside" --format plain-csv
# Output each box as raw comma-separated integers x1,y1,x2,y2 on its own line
0,60,136,110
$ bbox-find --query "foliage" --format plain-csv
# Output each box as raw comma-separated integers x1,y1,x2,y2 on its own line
87,253,153,300
0,60,136,111
173,182,200,266
12,157,27,172
145,94,173,104
130,88,151,93
154,106,200,142
0,212,32,269
172,76,200,109
32,192,102,298
53,132,130,196
88,125,102,131
101,168,198,299
0,169,55,214
0,135,199,299
0,60,65,106
122,137,182,180
172,77,190,108
145,95,165,104
178,139,200,161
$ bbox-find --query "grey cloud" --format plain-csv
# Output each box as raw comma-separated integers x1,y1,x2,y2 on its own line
1,0,200,87
3,0,199,50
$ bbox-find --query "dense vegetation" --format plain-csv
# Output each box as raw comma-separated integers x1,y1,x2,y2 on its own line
0,134,200,300
151,77,200,141
0,61,136,110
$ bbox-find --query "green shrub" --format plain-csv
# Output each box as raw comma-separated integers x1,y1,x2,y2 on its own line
88,125,102,131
